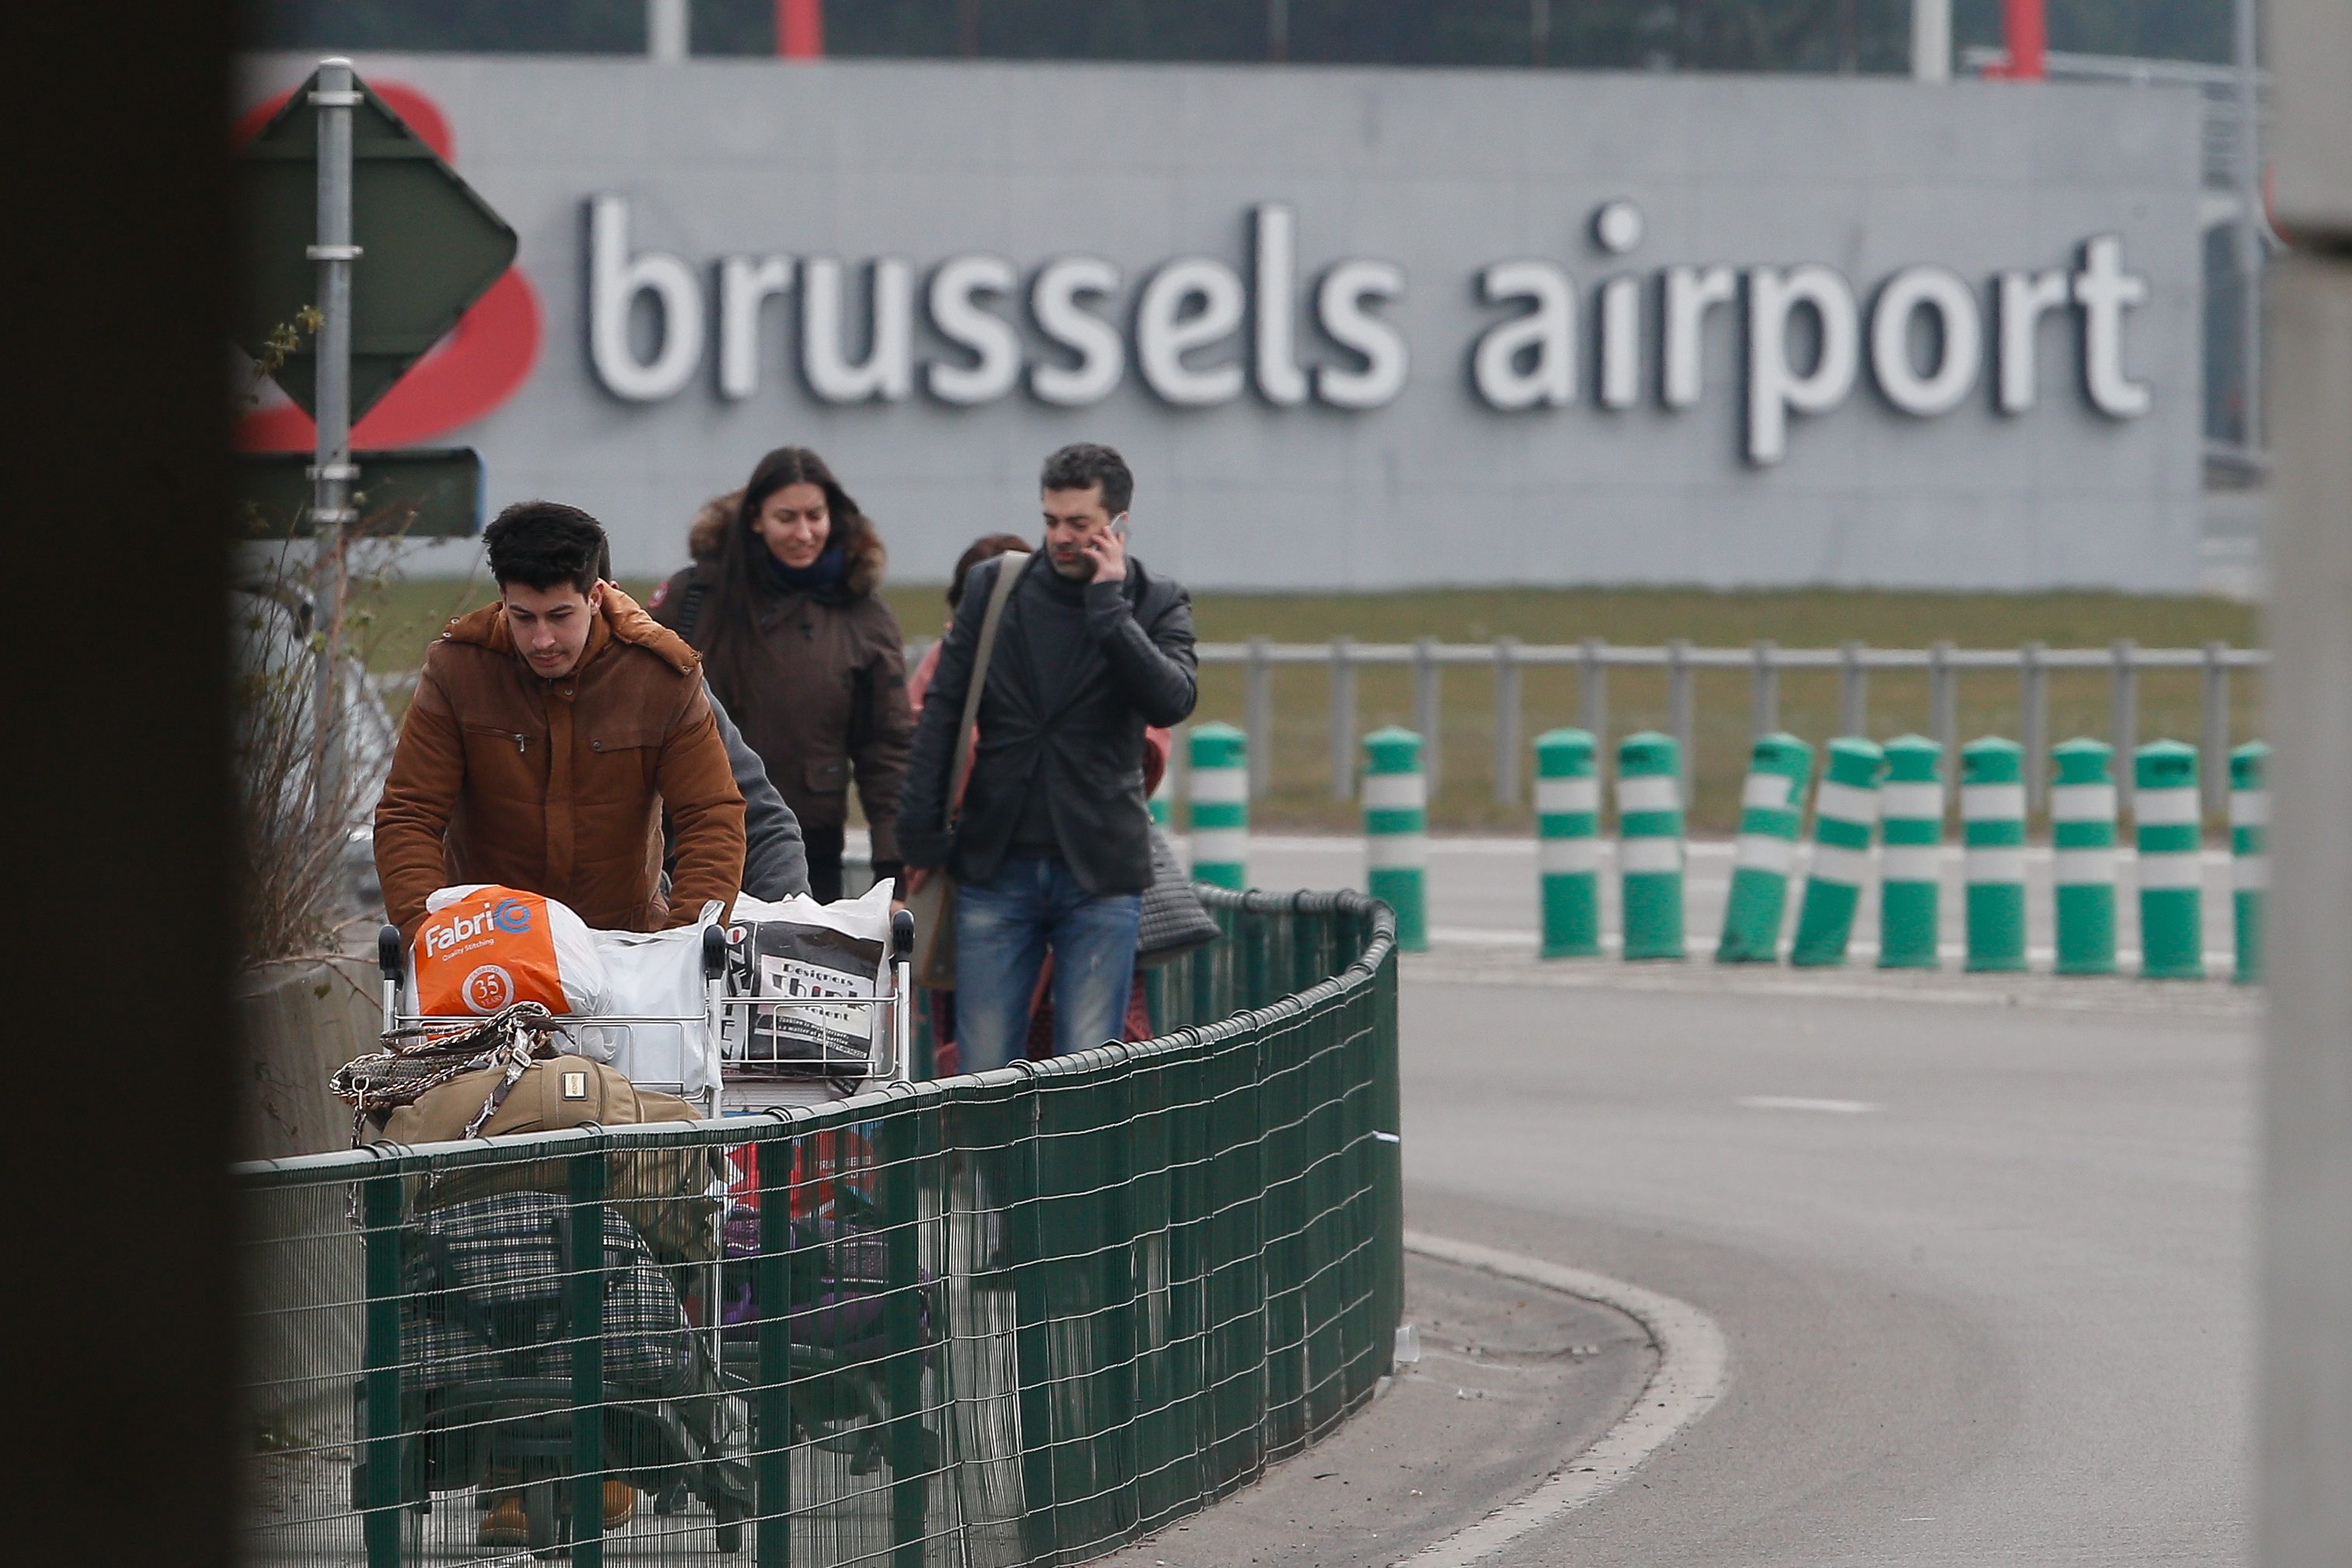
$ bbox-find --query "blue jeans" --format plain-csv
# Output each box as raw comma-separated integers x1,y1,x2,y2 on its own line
954,855,1142,1073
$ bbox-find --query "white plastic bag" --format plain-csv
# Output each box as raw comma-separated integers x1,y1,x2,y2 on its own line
721,883,892,1076
576,901,727,1101
410,884,609,1017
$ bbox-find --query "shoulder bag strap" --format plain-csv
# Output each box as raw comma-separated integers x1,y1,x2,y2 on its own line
945,552,1028,827
673,580,709,641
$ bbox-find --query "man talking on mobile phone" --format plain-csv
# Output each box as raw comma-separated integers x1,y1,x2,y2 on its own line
897,443,1199,1068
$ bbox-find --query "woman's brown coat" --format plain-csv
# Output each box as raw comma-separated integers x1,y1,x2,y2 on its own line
649,493,913,864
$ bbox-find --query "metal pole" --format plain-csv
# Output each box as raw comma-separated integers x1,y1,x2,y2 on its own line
1493,636,1522,807
1169,719,1189,819
1579,638,1608,760
649,0,689,61
1668,638,1694,803
1268,0,1288,61
1930,639,1957,762
308,59,360,813
1245,636,1272,801
1912,0,1951,82
1529,0,1550,67
1750,640,1779,738
1412,637,1440,794
2234,0,2263,454
2111,639,2139,816
2203,641,2232,816
1839,640,1868,736
1328,637,1355,801
2020,641,2047,816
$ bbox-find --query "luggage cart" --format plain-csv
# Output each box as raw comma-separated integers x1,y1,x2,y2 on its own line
699,909,941,1501
373,908,920,1367
715,908,918,1113
374,909,919,1118
365,910,920,1548
378,920,733,1116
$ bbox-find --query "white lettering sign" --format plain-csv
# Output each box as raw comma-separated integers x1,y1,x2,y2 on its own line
1136,256,1247,406
800,257,913,403
587,193,702,402
926,255,1021,405
581,195,2152,461
1871,265,1981,417
1471,261,1575,411
1314,259,1409,409
1028,256,1123,406
1747,264,1859,465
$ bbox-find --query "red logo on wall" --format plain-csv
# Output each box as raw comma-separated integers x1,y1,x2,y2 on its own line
231,82,541,451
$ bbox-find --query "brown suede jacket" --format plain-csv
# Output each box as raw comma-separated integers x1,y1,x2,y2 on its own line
373,587,746,940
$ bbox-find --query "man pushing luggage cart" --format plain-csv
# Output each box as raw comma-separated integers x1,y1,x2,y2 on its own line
372,499,746,944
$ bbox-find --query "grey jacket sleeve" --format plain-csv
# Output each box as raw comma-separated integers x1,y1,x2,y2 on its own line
670,680,810,900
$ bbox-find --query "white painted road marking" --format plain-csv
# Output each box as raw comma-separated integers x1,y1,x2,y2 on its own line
1737,1095,1881,1114
1392,1232,1731,1568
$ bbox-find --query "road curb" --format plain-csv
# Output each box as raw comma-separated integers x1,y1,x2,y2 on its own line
1390,1232,1731,1567
1399,946,2263,1018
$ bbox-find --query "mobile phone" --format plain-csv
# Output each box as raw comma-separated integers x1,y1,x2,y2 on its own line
1109,511,1129,539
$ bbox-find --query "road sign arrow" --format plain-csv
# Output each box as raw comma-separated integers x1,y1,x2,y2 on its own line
234,68,517,422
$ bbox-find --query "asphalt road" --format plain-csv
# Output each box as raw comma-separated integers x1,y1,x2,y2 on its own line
858,831,2256,1561
1390,963,2255,1566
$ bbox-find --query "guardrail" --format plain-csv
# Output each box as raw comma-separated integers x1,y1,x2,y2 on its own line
237,887,1401,1568
1163,638,2267,816
380,636,2265,819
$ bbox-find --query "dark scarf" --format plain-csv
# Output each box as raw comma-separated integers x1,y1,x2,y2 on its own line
762,541,849,597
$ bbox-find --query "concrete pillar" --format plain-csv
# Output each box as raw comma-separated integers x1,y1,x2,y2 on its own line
2257,3,2352,1510
1912,0,1950,82
2262,249,2352,1565
649,0,688,61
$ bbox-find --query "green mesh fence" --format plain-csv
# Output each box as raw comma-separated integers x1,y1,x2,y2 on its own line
237,888,1402,1566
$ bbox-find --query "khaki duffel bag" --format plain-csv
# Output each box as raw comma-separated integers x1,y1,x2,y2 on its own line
371,1056,722,1265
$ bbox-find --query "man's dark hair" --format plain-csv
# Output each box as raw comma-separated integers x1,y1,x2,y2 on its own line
484,501,606,594
1039,442,1133,515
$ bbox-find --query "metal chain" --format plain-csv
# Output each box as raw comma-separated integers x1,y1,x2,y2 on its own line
330,1001,561,1141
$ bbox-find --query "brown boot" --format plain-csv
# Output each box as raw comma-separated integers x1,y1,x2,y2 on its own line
478,1496,529,1548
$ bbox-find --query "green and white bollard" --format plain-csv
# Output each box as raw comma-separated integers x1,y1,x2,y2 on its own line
1362,726,1428,953
1961,737,2028,973
2231,741,2267,984
1534,728,1601,959
1616,732,1686,961
2048,738,2117,975
1790,738,1884,967
1877,735,1944,970
1717,733,1813,963
1188,721,1248,891
2134,739,2204,979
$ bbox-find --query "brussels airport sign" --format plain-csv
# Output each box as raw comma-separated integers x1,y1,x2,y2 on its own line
586,193,2151,466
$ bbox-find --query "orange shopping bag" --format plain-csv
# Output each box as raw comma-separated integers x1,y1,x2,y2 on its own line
412,885,607,1017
